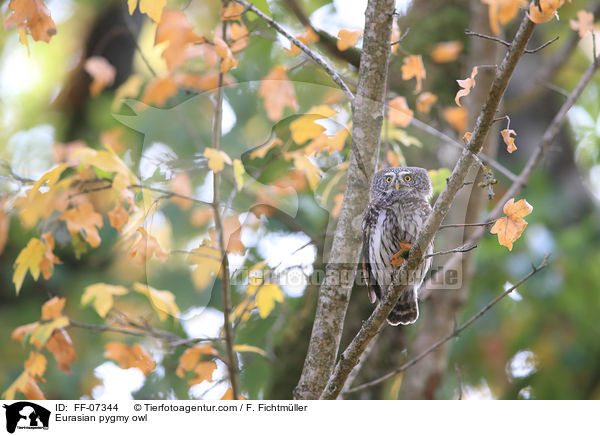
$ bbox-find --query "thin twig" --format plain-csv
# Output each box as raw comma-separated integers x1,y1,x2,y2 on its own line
69,319,180,342
232,0,354,101
390,27,410,46
465,31,558,54
438,219,497,229
525,36,559,54
423,243,477,259
343,255,549,394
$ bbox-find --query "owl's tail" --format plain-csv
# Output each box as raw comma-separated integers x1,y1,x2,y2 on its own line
387,286,419,325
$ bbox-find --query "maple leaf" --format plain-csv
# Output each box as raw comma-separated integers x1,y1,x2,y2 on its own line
258,65,298,121
104,342,156,375
176,344,218,377
528,0,564,23
108,202,129,233
189,362,218,386
41,296,65,320
12,322,41,346
4,0,56,43
204,147,233,173
388,96,414,127
133,282,180,321
128,227,169,264
221,2,245,20
256,283,284,318
189,244,222,290
570,10,595,38
214,36,238,73
39,232,61,280
337,29,363,51
289,105,337,144
127,0,166,23
46,328,77,373
155,10,204,71
2,371,45,401
289,153,321,191
443,106,468,134
416,92,438,114
482,0,527,34
30,316,69,347
401,55,426,93
430,41,463,63
490,198,533,250
81,283,129,318
390,241,413,266
60,202,103,248
501,128,518,153
13,238,46,294
84,56,116,97
455,66,478,107
141,76,178,106
229,22,249,52
24,351,46,379
287,26,319,55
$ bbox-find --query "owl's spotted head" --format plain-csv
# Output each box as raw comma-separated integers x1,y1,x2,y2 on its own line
370,167,433,201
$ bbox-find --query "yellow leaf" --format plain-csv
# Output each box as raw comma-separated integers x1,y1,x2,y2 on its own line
430,41,463,63
39,232,61,280
156,10,204,71
416,92,438,114
501,128,518,153
30,316,69,347
233,159,245,189
289,105,336,144
46,328,77,373
189,245,222,290
81,283,129,318
112,74,143,111
41,296,65,320
214,36,238,73
128,0,166,23
528,0,564,23
104,342,156,375
482,0,527,34
455,66,478,107
291,154,321,190
60,203,103,248
24,351,46,378
570,10,595,38
84,56,116,97
128,227,169,264
4,0,56,43
490,198,533,250
443,106,468,134
256,283,284,318
13,238,46,294
337,29,363,51
204,147,233,173
233,344,267,357
133,282,180,321
189,361,217,386
401,55,426,93
12,322,41,346
176,344,218,377
388,96,413,127
2,371,29,400
258,65,298,121
250,137,281,159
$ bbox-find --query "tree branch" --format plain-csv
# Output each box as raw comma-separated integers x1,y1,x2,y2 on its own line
343,255,549,395
232,0,354,101
319,13,537,400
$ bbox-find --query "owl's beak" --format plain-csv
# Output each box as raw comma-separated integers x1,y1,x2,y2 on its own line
395,180,401,190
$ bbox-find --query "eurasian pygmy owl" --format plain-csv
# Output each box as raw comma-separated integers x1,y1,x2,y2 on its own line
362,167,434,325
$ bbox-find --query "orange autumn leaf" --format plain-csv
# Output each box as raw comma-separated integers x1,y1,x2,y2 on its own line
229,22,249,52
482,0,527,35
142,76,178,106
170,172,194,210
177,72,235,92
455,66,478,107
104,342,156,375
11,322,41,346
214,36,238,73
4,0,56,43
39,232,61,280
337,29,363,51
490,198,533,250
155,10,204,72
108,202,129,233
416,92,438,113
258,65,298,121
128,227,168,264
13,238,48,294
221,2,245,20
570,10,595,38
176,344,218,377
390,241,413,266
401,55,426,93
84,56,116,97
24,351,46,379
60,202,103,248
443,106,468,134
46,328,77,373
430,41,463,63
501,128,517,153
528,0,564,24
388,96,413,127
41,296,65,321
189,362,218,386
127,0,166,23
287,26,319,55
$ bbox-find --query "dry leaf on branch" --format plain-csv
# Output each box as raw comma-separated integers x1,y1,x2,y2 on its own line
490,198,533,250
104,342,156,375
455,66,478,107
401,55,426,93
501,128,518,153
4,0,57,43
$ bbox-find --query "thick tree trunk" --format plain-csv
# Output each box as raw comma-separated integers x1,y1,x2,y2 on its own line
294,0,396,399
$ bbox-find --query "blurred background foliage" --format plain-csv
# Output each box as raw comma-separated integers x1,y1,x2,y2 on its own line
0,0,599,400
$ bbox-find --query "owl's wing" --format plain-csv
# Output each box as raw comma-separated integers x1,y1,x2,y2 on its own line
362,203,380,304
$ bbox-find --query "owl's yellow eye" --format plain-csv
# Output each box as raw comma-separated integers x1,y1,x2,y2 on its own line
385,176,393,183
403,175,412,183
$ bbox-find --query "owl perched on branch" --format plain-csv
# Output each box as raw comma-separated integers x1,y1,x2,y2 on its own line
362,167,434,325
